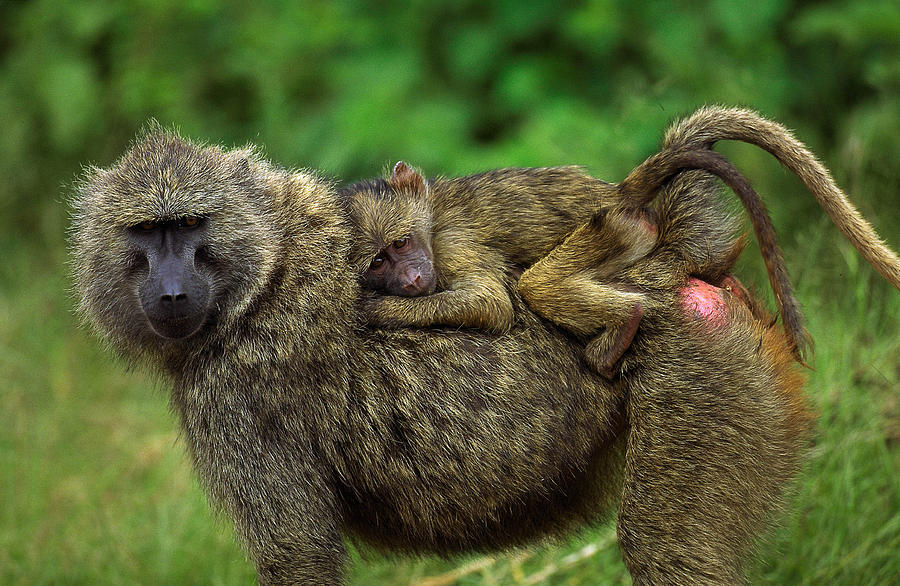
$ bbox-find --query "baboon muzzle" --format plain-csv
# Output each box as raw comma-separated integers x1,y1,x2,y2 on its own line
139,246,210,339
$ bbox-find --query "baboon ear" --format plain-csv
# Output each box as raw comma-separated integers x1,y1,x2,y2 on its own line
389,161,425,193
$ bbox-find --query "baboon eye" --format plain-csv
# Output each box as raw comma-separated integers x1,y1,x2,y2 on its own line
139,221,156,231
370,255,385,269
393,237,409,249
182,216,200,227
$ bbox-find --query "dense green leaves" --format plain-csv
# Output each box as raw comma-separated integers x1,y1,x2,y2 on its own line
2,0,898,244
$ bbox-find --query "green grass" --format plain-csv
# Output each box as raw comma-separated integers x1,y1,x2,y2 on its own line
1,215,897,585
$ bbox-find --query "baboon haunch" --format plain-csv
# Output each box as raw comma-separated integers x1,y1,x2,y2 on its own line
70,125,811,585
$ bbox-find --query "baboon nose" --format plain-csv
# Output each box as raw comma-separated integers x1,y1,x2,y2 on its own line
160,292,190,316
404,274,422,294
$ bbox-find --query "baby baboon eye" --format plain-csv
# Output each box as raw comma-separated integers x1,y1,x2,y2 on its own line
370,255,386,269
393,237,409,249
139,220,157,231
182,216,200,227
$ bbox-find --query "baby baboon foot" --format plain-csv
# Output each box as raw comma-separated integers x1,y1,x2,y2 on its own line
719,274,770,323
585,302,644,380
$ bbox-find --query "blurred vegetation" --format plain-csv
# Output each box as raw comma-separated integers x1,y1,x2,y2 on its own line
1,0,897,584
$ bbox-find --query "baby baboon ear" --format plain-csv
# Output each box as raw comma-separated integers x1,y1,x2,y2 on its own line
389,161,426,194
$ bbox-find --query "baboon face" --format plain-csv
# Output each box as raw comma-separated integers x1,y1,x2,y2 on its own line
359,160,437,296
71,128,282,354
126,216,212,339
362,233,437,296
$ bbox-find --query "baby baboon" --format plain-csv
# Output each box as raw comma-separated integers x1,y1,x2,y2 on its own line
71,126,812,584
341,162,609,333
341,150,794,368
348,108,900,370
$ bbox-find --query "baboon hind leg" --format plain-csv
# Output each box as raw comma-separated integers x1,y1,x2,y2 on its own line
584,302,644,379
617,314,810,585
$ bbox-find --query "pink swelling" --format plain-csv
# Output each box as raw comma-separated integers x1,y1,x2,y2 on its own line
679,278,729,327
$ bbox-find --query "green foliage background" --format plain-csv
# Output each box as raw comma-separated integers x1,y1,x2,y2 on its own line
1,0,897,584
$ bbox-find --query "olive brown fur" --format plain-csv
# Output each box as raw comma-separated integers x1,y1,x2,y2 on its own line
71,125,816,584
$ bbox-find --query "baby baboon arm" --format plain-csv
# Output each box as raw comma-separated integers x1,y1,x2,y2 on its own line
366,234,515,333
366,251,515,333
365,240,516,333
364,275,515,333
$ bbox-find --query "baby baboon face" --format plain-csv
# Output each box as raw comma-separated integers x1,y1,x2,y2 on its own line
362,233,437,297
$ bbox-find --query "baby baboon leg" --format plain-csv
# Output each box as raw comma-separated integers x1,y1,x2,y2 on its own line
521,268,646,338
585,302,643,379
520,208,656,289
519,212,654,338
519,222,610,288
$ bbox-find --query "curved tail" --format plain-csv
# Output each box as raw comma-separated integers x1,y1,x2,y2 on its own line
619,148,812,362
663,106,900,289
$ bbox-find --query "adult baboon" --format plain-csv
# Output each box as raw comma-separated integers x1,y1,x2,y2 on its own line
70,126,810,585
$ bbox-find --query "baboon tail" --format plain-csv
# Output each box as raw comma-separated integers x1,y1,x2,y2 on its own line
620,148,813,362
664,106,900,290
